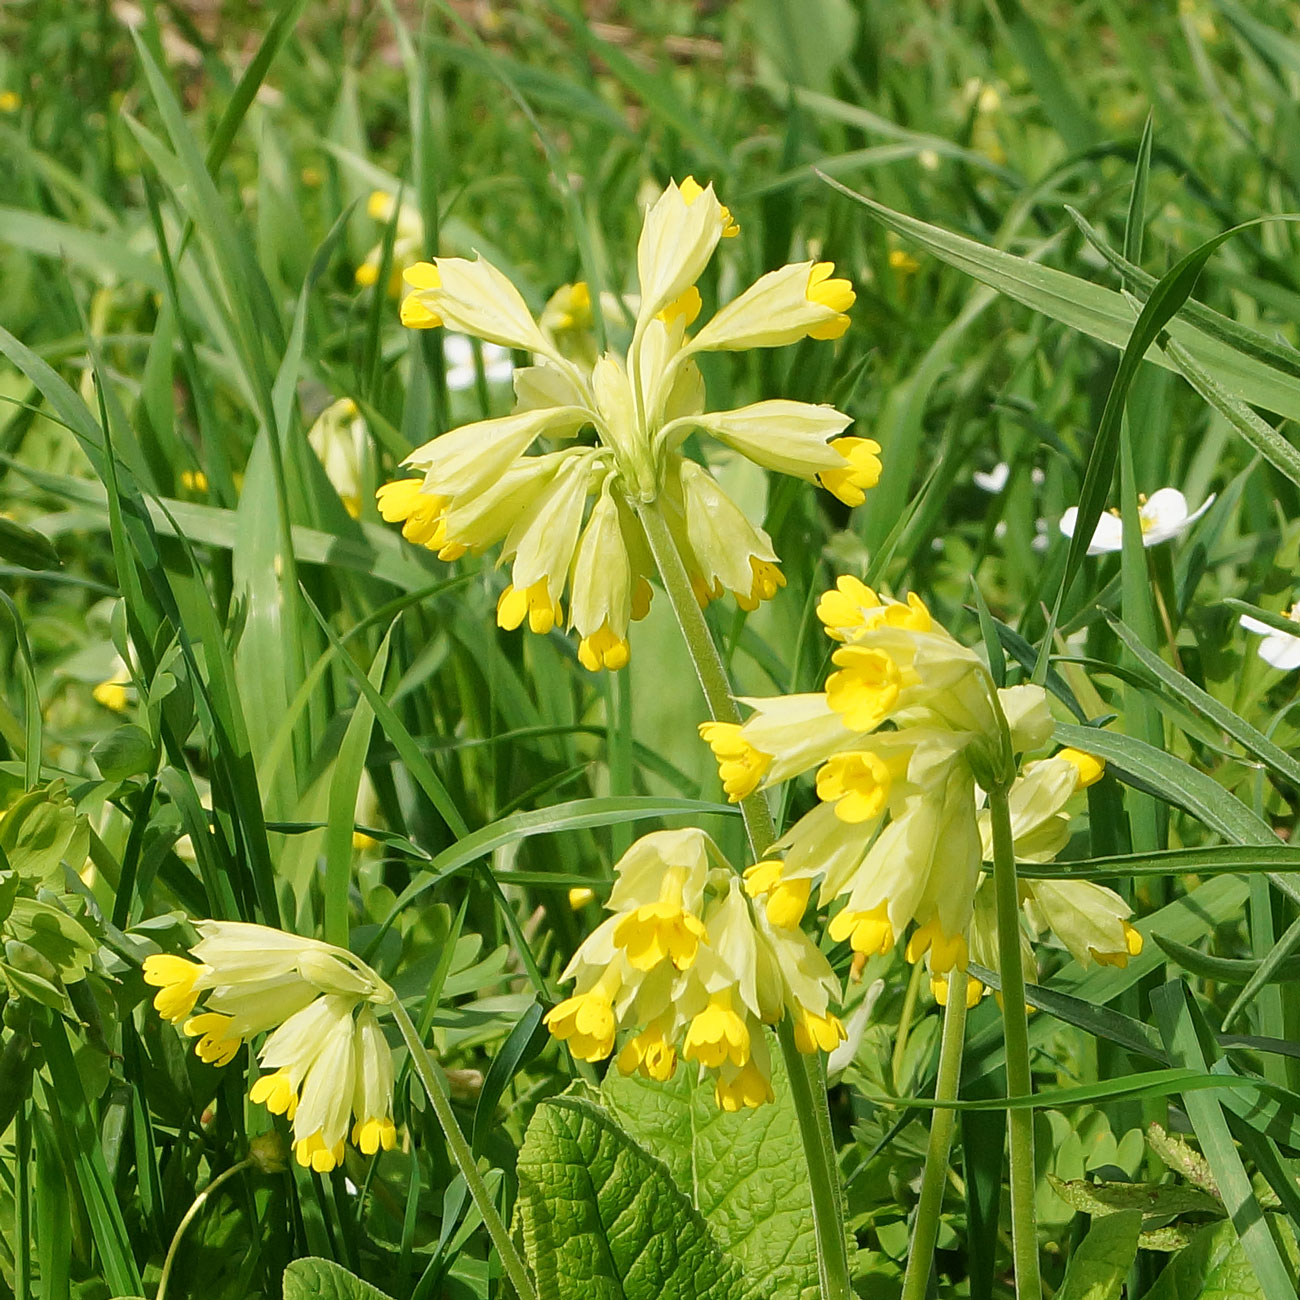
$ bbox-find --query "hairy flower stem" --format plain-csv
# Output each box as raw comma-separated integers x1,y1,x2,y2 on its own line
391,1000,538,1300
638,499,852,1300
989,784,1043,1300
899,970,969,1300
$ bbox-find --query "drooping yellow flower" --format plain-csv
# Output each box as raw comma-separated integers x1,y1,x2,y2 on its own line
356,190,425,295
378,177,873,669
544,830,843,1108
307,398,369,518
143,922,398,1173
705,577,1067,988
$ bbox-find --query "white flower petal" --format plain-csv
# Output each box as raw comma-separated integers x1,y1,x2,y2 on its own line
1260,631,1300,671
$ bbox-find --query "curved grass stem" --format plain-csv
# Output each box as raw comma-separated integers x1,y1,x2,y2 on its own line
637,498,852,1300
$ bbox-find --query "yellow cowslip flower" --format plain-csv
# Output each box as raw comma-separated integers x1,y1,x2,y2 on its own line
545,830,843,1109
307,397,368,518
706,577,1064,987
143,922,398,1172
356,190,425,296
0,91,20,114
378,177,874,669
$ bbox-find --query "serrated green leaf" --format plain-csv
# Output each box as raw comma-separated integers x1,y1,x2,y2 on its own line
604,1037,818,1300
1056,1209,1142,1300
282,1258,396,1300
516,1096,749,1300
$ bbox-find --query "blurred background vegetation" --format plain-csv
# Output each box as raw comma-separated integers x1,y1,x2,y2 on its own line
4,0,1300,1296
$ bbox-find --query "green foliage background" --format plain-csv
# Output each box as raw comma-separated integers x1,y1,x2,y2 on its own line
4,0,1300,1296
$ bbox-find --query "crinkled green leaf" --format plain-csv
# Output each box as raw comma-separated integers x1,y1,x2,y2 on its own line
282,1258,395,1300
1138,1219,1267,1300
516,1096,750,1300
1055,1210,1142,1300
1048,1175,1221,1220
603,1042,818,1300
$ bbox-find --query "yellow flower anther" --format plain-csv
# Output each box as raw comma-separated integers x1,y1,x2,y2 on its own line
399,261,443,328
682,990,750,1069
250,1070,299,1120
613,903,708,971
1093,921,1143,968
497,580,563,635
543,983,619,1061
743,861,811,927
183,1012,243,1067
352,1116,398,1155
698,721,772,801
658,285,702,329
828,903,894,956
825,646,902,731
715,1059,774,1111
578,623,631,672
735,558,786,613
817,575,882,640
804,262,854,338
616,1023,678,1082
375,479,464,558
931,974,983,1008
1058,747,1106,789
905,919,968,974
143,954,205,1023
818,437,882,507
295,1132,346,1173
816,750,893,823
678,175,739,236
792,1008,847,1054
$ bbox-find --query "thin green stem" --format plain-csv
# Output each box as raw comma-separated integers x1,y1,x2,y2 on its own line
989,786,1042,1300
900,969,969,1300
391,999,538,1300
156,1159,253,1300
637,498,851,1300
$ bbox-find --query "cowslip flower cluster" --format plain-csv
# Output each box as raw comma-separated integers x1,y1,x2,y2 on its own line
543,829,843,1110
701,576,1139,997
144,922,398,1172
376,177,879,671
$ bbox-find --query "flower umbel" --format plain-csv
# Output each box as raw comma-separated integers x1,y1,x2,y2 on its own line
143,922,398,1172
377,177,871,669
544,829,843,1109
